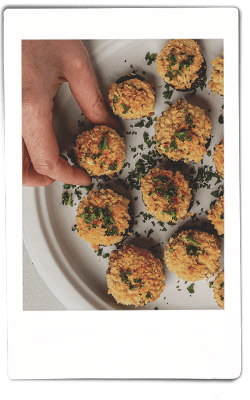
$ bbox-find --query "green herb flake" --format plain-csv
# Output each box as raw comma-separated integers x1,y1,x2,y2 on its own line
163,91,173,100
145,117,154,128
186,235,201,247
145,52,157,65
147,228,154,238
108,160,118,171
170,138,178,151
121,103,131,114
218,114,224,124
187,283,195,293
135,120,145,128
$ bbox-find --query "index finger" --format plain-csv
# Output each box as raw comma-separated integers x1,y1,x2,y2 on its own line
61,41,120,128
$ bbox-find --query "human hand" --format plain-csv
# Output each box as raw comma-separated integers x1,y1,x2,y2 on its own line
22,40,119,187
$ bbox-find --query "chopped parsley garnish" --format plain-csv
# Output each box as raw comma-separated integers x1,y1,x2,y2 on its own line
98,134,109,150
164,90,173,101
218,114,224,124
135,119,145,128
147,228,154,238
125,148,162,190
210,200,216,209
170,138,178,151
186,235,201,247
185,112,194,126
167,53,177,66
74,189,82,200
143,132,155,148
119,269,144,290
105,226,119,236
145,52,157,65
186,245,200,256
179,54,194,71
63,184,76,190
174,130,192,142
80,203,119,237
192,165,222,190
108,160,118,171
187,283,194,293
96,247,103,257
145,117,154,128
121,103,131,114
72,224,78,232
78,183,94,195
61,192,73,207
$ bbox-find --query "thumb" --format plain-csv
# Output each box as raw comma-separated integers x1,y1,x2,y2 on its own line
63,44,120,129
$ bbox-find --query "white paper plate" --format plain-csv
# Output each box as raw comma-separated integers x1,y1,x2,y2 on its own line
23,39,224,310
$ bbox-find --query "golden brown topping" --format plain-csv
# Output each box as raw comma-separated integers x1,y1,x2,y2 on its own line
73,125,126,177
213,139,224,179
213,270,224,308
75,188,131,250
106,244,165,307
208,53,224,97
107,77,155,119
141,168,193,223
154,100,212,163
156,39,204,90
207,195,224,236
164,229,221,281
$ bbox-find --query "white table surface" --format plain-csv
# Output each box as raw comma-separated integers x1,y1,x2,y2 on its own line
23,241,66,310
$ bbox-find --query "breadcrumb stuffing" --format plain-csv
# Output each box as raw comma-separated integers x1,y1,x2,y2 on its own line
208,53,224,97
76,188,131,250
213,270,224,308
156,39,204,90
164,229,221,281
141,168,193,223
106,244,165,307
73,125,126,177
213,139,224,179
107,76,155,119
207,195,224,235
154,100,212,163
